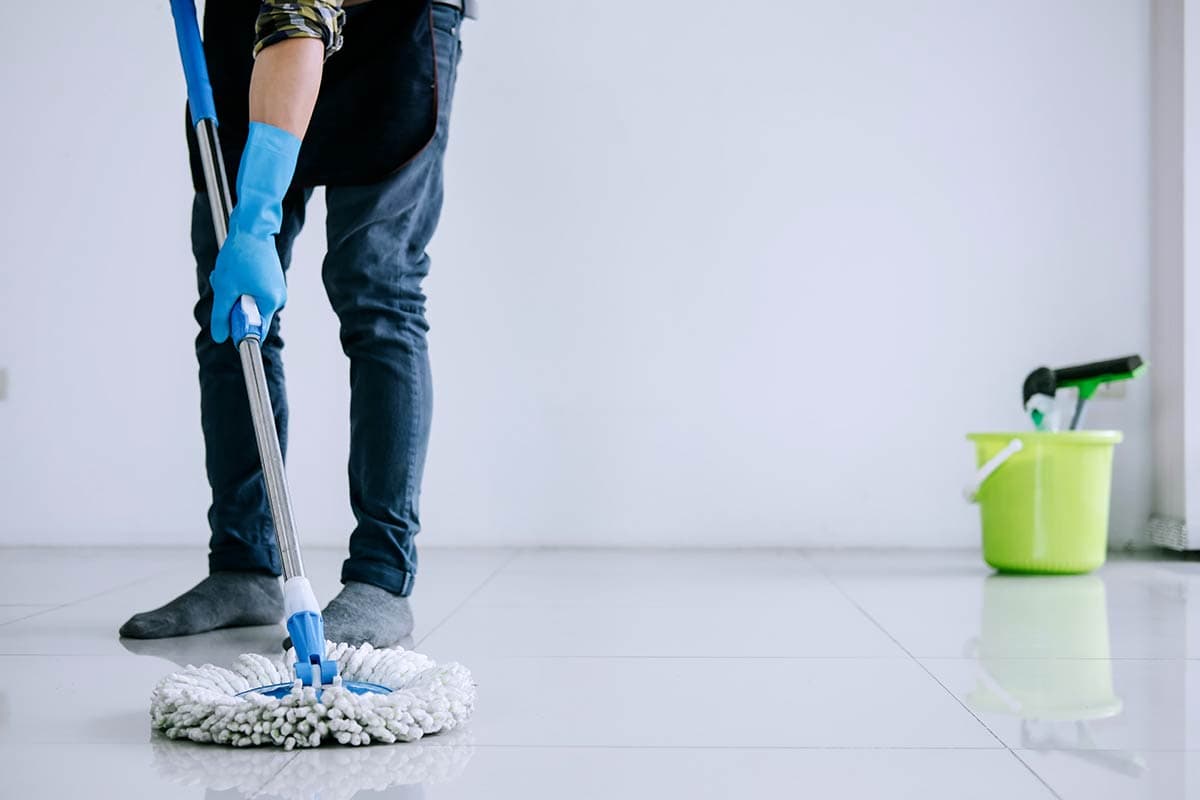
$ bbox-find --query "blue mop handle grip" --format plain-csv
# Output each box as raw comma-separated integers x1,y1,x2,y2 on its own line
169,0,217,126
231,295,266,345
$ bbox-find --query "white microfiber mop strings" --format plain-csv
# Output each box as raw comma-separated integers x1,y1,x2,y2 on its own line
151,641,476,749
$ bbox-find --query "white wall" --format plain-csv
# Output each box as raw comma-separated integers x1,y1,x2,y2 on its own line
1183,0,1200,533
1149,0,1200,550
0,0,1153,548
1152,0,1187,527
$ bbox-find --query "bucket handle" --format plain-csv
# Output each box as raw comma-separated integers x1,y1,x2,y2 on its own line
963,438,1024,503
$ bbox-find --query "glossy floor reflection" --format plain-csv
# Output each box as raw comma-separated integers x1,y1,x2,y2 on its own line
0,547,1197,798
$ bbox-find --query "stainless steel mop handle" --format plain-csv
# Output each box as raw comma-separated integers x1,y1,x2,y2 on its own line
238,337,304,580
196,119,231,248
173,0,305,582
189,120,307,582
193,116,305,581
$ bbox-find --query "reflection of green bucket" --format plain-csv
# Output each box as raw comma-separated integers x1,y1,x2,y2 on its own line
967,432,1122,574
967,575,1121,721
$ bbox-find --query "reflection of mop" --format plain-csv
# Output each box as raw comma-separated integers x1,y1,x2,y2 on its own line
152,735,475,799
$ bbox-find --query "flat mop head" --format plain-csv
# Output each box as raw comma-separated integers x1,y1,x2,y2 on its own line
150,642,475,748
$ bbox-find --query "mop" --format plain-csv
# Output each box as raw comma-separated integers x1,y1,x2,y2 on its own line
152,730,475,795
149,0,475,748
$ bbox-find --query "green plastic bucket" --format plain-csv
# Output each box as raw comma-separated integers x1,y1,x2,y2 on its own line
965,431,1122,574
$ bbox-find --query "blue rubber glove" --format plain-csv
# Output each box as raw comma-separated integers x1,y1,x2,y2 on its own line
209,122,302,344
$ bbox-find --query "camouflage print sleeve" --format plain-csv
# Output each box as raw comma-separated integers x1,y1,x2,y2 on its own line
255,1,346,60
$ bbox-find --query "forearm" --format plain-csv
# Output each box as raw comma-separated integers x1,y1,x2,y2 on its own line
250,0,344,138
248,37,324,139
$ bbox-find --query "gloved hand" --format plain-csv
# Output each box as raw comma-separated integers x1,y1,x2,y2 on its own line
209,121,302,343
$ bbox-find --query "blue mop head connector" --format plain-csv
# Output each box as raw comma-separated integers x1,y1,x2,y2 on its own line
236,578,390,699
284,577,338,688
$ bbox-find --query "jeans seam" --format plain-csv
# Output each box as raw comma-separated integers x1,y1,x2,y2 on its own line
403,301,423,526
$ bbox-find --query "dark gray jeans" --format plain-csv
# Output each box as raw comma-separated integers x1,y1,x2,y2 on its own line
191,5,462,597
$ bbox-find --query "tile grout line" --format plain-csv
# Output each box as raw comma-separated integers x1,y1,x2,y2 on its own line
0,652,1125,662
4,741,1129,752
0,550,524,657
1005,748,1064,800
335,742,1034,751
0,652,1150,663
251,751,302,795
415,548,526,648
800,551,1064,799
0,607,57,627
799,553,1008,744
0,568,189,629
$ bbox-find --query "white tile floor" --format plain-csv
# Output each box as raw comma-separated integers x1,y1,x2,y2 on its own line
0,548,1198,798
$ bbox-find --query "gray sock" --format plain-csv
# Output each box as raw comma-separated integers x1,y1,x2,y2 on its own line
320,581,414,648
119,572,282,640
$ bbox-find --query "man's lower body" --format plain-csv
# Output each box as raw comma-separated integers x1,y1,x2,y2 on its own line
121,4,462,646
